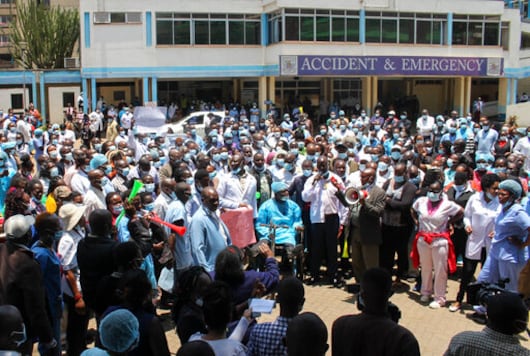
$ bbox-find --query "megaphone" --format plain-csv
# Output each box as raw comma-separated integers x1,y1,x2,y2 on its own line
344,187,368,205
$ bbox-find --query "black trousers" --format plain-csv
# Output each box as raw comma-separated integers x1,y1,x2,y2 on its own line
452,227,468,260
380,224,413,278
310,214,339,279
456,249,487,303
63,294,90,356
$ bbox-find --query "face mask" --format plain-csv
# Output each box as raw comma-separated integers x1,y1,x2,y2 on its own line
191,129,197,135
371,154,379,162
340,125,346,131
437,121,444,127
232,167,241,175
303,169,312,177
320,129,327,136
361,113,366,117
425,147,433,154
280,195,289,202
94,143,102,152
284,163,294,171
391,151,401,160
454,184,465,192
121,168,130,177
422,115,428,120
353,128,359,134
392,133,399,140
473,128,479,134
378,161,388,171
144,202,155,212
254,165,265,173
482,125,490,131
449,127,456,134
494,167,507,174
273,132,280,138
427,191,441,202
185,177,194,185
416,139,424,145
359,163,366,171
276,158,285,168
447,158,454,168
183,153,191,162
476,163,489,171
101,177,110,186
394,175,405,183
290,148,299,155
338,152,347,160
374,125,381,131
144,183,155,192
16,139,23,146
10,324,26,348
400,115,406,120
49,151,58,159
485,192,496,201
314,152,321,159
410,176,420,186
209,171,217,179
119,131,125,137
52,139,58,145
256,141,264,148
142,138,149,145
127,156,133,164
50,167,59,177
460,124,467,130
105,166,112,175
502,200,513,210
220,152,229,160
153,161,162,168
112,205,124,215
53,230,64,241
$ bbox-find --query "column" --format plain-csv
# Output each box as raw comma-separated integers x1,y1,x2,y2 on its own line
454,77,465,116
447,13,453,46
261,13,268,46
82,78,88,114
371,76,378,114
151,77,158,104
39,72,46,125
146,12,152,47
362,77,371,114
258,76,267,117
359,8,366,44
91,77,96,112
267,76,275,105
464,77,472,115
512,78,518,104
232,79,239,102
498,77,508,120
143,77,149,104
31,72,37,106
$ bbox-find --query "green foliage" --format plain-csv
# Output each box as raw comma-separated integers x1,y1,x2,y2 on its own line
9,1,79,69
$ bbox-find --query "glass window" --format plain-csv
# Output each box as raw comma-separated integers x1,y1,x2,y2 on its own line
332,17,345,41
245,21,260,44
174,20,190,44
468,22,483,45
194,20,209,44
285,16,299,40
484,22,499,45
316,16,330,41
382,19,397,43
110,12,126,23
156,20,173,45
416,20,431,44
452,22,467,45
300,16,314,41
399,18,414,43
229,21,245,44
366,17,381,42
346,18,359,42
210,21,226,44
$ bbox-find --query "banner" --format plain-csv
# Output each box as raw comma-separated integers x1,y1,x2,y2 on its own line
280,55,503,77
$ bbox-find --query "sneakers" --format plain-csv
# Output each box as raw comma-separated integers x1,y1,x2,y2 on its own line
420,295,430,303
449,302,461,312
429,301,443,309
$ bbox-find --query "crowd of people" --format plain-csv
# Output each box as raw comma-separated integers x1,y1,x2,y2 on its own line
0,99,530,355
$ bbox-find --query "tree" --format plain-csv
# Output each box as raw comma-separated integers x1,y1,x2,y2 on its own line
8,1,79,69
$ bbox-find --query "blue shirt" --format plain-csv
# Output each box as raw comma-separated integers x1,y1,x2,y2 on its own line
490,203,530,263
255,198,302,246
475,128,499,154
189,206,231,272
31,242,62,319
247,316,291,356
166,199,193,270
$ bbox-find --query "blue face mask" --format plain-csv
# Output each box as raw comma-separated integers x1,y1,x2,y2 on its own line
410,177,421,186
394,175,405,183
393,133,399,140
144,202,155,212
53,230,64,241
280,195,289,202
447,159,454,168
105,166,112,175
101,177,110,187
185,177,194,185
391,151,401,161
378,162,388,171
371,154,379,162
213,154,221,162
485,192,496,201
338,152,347,160
306,154,314,162
112,205,124,215
359,163,366,171
50,167,59,177
427,191,441,202
374,125,381,131
94,143,102,152
144,183,155,192
209,171,217,179
284,163,294,171
220,152,229,160
276,159,285,168
232,167,241,175
303,169,312,177
121,168,130,177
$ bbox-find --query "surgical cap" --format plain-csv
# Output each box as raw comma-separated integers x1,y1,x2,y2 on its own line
475,152,494,163
99,309,139,353
89,154,108,170
271,181,289,193
499,179,523,199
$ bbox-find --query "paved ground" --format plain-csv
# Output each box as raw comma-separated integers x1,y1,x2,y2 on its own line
158,272,530,355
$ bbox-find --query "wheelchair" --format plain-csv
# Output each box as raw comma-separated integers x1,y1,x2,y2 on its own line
249,223,305,281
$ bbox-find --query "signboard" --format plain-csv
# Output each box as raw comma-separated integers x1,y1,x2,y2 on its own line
280,55,503,77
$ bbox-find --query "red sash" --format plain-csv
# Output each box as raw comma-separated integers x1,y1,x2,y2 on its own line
410,230,456,274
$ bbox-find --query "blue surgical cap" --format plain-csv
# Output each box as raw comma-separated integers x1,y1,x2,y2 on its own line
271,181,289,193
99,309,139,353
475,152,494,163
499,179,523,199
89,154,108,170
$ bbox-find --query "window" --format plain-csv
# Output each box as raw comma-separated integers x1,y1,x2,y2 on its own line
272,8,359,43
0,0,13,4
62,92,75,107
0,34,9,47
452,15,502,46
113,91,125,101
93,12,142,24
0,15,11,27
11,94,22,110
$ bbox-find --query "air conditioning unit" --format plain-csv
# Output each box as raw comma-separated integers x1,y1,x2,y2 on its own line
64,57,79,68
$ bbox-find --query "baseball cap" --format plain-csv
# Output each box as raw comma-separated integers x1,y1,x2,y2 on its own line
4,215,35,239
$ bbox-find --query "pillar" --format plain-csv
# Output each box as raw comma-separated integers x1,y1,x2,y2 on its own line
232,79,240,102
498,77,508,119
371,76,378,113
267,76,275,105
258,76,267,117
31,72,37,107
151,77,158,104
512,78,518,104
362,77,371,114
454,77,465,116
39,72,46,125
82,78,88,114
91,77,96,112
359,8,366,44
464,77,472,115
143,77,149,105
447,12,453,46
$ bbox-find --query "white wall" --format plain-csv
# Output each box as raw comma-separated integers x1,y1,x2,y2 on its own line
507,101,530,127
0,88,30,112
48,86,80,125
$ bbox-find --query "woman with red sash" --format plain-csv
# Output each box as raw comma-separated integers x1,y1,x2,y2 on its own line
411,180,464,309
